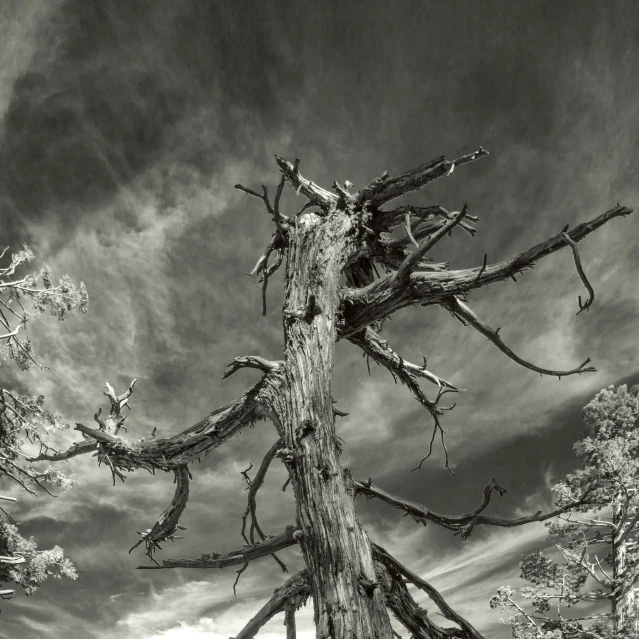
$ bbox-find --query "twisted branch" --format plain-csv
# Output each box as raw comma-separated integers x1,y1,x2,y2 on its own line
356,478,592,540
29,376,273,470
561,231,595,314
240,439,288,573
222,356,284,380
231,568,310,639
349,328,459,473
129,466,190,563
444,296,596,379
394,206,469,285
144,526,298,570
357,147,488,209
340,205,632,337
373,544,485,639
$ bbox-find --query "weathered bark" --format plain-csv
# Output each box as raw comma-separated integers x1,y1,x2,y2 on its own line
264,212,394,638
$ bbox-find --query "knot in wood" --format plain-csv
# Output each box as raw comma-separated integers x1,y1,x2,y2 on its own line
318,467,337,482
357,575,379,598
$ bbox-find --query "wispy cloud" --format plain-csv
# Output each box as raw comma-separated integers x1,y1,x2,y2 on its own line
1,2,638,638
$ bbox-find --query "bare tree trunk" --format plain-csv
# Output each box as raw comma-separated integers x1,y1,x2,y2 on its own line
265,213,394,638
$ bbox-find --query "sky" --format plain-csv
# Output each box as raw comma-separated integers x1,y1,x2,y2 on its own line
1,1,639,637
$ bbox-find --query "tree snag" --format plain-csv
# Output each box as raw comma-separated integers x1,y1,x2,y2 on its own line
29,148,632,638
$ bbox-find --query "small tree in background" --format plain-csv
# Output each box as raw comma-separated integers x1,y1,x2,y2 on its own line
491,385,639,638
0,245,88,602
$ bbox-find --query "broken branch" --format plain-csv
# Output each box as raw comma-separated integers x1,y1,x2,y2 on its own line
222,356,284,379
154,526,298,569
357,147,488,208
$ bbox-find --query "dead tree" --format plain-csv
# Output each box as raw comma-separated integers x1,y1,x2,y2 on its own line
30,148,632,638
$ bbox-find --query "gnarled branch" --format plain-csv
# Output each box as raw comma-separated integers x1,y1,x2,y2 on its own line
240,438,288,573
30,375,274,471
373,544,485,639
348,328,459,472
357,148,488,209
231,568,310,639
222,356,284,380
444,296,595,379
377,560,466,638
274,156,338,210
145,526,299,570
129,465,190,563
394,206,469,286
340,205,632,336
357,478,592,540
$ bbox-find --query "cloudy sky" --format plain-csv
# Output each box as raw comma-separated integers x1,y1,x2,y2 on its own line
1,1,638,637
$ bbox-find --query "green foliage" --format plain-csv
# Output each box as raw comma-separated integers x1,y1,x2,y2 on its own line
0,245,87,603
491,385,639,639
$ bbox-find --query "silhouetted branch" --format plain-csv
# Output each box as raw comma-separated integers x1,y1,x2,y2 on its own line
357,147,488,209
445,296,596,379
340,205,632,336
129,466,190,563
240,439,288,573
358,479,592,540
373,544,485,639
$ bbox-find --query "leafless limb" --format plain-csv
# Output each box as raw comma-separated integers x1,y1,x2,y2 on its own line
285,608,296,639
376,560,466,639
350,328,458,392
373,544,485,639
394,206,469,285
445,296,595,379
348,328,458,473
357,147,488,209
231,568,311,639
222,356,284,380
233,562,249,597
29,377,273,470
128,466,190,563
240,439,288,573
356,479,592,540
561,231,595,314
274,156,337,210
235,182,291,230
148,526,298,570
340,205,632,337
404,211,419,248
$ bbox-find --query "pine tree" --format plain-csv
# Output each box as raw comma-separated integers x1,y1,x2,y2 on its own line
0,245,87,602
491,385,639,638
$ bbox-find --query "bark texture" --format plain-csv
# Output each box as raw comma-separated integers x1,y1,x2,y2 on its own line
264,211,394,638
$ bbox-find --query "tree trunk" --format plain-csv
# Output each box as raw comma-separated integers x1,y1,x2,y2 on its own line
612,500,637,636
265,211,394,638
